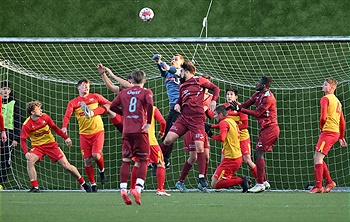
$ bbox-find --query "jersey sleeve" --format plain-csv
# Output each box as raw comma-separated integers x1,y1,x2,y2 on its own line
211,120,229,142
62,100,74,128
96,93,112,105
45,114,69,140
20,123,30,154
241,92,259,109
145,89,154,124
319,96,329,130
199,77,220,101
241,95,272,117
154,107,166,133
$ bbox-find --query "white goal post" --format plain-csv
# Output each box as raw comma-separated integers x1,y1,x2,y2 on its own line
0,37,349,191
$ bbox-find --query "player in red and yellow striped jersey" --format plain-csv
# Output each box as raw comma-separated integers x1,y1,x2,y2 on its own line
223,88,258,182
207,105,249,192
309,78,347,193
62,79,110,192
20,101,91,192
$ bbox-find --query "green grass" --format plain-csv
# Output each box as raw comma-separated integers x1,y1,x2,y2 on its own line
1,191,349,222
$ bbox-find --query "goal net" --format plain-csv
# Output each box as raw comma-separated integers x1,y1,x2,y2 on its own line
0,37,349,191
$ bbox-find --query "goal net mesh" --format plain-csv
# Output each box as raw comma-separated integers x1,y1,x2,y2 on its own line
0,37,349,191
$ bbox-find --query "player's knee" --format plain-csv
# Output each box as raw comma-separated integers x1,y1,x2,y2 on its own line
92,153,101,160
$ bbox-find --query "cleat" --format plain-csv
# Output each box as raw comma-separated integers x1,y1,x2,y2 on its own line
164,159,170,169
199,177,208,188
120,189,132,205
131,189,141,205
324,181,336,193
156,189,171,196
82,183,92,192
308,186,324,193
263,181,271,190
28,187,40,193
91,184,98,192
100,171,106,185
197,183,210,193
80,101,94,118
242,177,250,193
175,181,188,193
248,183,265,193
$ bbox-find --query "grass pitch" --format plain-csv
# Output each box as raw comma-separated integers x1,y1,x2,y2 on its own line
1,191,349,222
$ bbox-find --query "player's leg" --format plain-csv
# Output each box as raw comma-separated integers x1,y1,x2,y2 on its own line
91,131,106,186
241,138,258,183
149,145,170,196
130,159,139,190
57,155,91,192
120,157,132,205
176,150,196,193
161,109,181,166
0,145,11,188
26,152,40,192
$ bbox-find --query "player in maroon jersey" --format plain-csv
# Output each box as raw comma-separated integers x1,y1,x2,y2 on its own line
160,61,220,191
230,76,280,193
110,69,154,205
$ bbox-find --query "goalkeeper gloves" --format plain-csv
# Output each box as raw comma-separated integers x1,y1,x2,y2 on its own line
160,61,170,71
204,123,213,138
227,101,241,112
152,54,162,64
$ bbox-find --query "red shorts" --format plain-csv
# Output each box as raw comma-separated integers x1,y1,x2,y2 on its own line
170,115,206,142
316,131,340,155
240,137,251,156
213,157,242,180
30,142,65,162
80,130,105,158
183,131,210,152
122,133,150,159
133,145,164,164
256,124,280,152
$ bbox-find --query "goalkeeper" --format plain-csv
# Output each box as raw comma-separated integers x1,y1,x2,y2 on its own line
152,53,184,168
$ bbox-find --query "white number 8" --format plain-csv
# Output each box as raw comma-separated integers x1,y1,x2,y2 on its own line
129,97,137,112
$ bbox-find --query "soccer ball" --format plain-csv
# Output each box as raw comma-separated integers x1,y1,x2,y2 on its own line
139,7,154,22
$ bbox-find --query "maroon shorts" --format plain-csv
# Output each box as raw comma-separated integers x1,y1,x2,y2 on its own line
30,142,65,162
213,157,242,180
183,131,210,152
256,124,280,152
122,133,150,159
80,130,105,158
316,131,340,155
170,115,206,142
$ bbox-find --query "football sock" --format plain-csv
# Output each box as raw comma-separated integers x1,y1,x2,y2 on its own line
156,166,166,190
30,179,39,188
77,176,85,185
84,165,95,184
120,161,131,183
130,165,139,189
179,161,193,182
135,178,145,193
250,166,258,180
314,163,323,188
136,160,148,180
204,159,209,178
256,158,266,184
215,177,243,189
196,152,206,175
322,161,332,184
93,106,107,115
95,156,105,171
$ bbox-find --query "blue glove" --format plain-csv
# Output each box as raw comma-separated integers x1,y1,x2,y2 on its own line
152,54,162,63
160,61,170,71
